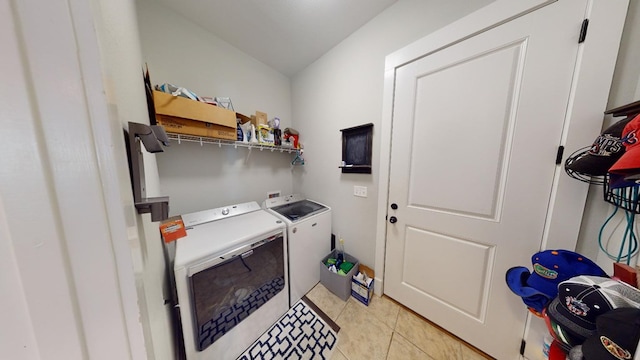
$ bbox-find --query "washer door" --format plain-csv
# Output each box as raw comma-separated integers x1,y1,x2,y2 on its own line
188,234,284,351
271,200,326,221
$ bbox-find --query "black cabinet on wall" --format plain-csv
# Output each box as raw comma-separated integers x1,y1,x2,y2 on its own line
339,123,373,174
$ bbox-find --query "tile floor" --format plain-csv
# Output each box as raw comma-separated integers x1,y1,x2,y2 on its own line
305,283,494,360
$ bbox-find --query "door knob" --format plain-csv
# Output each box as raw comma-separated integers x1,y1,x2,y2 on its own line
391,203,398,210
389,216,398,224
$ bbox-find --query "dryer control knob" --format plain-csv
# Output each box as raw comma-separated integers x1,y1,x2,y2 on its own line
222,208,230,215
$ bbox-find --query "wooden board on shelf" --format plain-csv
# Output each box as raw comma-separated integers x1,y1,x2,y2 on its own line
157,115,236,140
153,90,237,140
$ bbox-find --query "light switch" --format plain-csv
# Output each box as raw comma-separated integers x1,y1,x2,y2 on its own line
354,186,367,197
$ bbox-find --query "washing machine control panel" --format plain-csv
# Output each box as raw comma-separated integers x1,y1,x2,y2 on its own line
182,201,261,228
263,193,305,208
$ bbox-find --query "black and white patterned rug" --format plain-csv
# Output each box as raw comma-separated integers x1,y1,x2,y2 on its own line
237,298,339,359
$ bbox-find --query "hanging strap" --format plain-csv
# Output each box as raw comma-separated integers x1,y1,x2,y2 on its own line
598,188,639,264
291,150,305,166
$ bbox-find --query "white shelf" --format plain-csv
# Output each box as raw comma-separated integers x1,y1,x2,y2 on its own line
166,133,298,154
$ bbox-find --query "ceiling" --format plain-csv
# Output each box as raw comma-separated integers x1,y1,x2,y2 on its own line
154,0,399,77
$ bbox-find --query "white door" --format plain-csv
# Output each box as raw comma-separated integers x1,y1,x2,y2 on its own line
384,1,590,358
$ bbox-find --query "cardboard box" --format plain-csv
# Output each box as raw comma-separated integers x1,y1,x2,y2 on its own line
156,115,236,140
153,90,236,140
236,112,251,124
351,264,374,306
320,250,359,301
251,111,268,127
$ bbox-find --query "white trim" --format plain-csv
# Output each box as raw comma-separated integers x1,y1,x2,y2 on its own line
383,0,554,72
68,0,149,358
4,0,148,358
524,1,629,359
1,2,87,357
542,0,628,251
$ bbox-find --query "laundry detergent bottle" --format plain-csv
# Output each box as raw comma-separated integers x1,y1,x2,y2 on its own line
236,119,243,141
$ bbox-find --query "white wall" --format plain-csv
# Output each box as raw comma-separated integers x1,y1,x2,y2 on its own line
292,0,640,274
136,0,295,215
291,0,495,268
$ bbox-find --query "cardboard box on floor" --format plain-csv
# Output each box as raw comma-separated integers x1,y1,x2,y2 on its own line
153,90,237,140
351,264,374,306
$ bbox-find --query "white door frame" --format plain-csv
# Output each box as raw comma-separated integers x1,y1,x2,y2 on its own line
374,0,628,358
2,0,147,358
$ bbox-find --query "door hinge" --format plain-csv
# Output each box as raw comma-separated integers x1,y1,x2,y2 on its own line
579,19,589,43
520,339,526,355
556,145,565,165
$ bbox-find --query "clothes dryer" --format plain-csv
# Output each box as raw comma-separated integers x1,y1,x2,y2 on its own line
174,201,288,360
263,194,331,305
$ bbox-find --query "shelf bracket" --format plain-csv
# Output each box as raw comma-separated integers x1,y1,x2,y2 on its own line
125,122,170,222
245,146,253,164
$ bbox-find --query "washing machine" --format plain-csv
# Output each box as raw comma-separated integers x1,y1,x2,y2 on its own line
173,201,288,360
263,194,331,305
